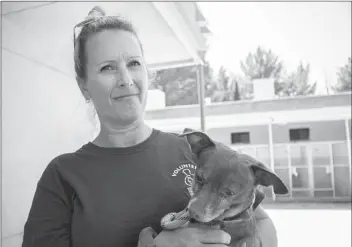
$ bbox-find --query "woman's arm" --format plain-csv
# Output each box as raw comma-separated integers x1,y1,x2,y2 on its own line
22,160,72,247
254,205,278,247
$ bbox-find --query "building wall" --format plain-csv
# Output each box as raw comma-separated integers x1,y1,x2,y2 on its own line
207,120,349,145
207,125,269,145
204,119,351,202
2,49,97,247
145,89,166,110
145,93,352,120
272,120,348,143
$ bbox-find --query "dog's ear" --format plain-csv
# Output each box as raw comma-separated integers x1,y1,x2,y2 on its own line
183,128,197,134
250,161,289,195
180,129,215,155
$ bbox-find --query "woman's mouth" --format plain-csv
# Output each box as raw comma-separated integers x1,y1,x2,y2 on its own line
112,94,138,101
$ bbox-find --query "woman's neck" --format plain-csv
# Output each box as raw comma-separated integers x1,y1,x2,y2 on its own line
92,120,153,148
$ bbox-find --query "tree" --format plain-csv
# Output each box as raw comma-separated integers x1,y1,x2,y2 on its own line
149,60,215,106
240,46,285,96
232,74,254,100
333,57,351,92
277,62,317,97
240,46,283,80
233,80,241,101
210,66,233,102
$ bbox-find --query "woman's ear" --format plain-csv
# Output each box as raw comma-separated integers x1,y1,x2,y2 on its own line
76,76,90,101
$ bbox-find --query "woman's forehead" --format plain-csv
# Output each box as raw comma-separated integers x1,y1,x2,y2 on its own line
85,29,142,64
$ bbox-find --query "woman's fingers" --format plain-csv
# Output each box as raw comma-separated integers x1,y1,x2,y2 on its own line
200,229,231,245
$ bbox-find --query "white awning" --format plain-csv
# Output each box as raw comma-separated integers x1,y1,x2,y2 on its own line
2,2,208,77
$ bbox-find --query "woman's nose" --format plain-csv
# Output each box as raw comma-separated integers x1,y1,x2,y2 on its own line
118,81,133,87
116,70,133,87
117,78,133,87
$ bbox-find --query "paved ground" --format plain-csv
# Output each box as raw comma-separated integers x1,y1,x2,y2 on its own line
264,203,351,247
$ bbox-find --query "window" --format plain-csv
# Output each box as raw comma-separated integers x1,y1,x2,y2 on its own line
289,128,310,142
231,132,250,144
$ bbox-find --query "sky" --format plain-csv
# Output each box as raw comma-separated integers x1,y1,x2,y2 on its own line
198,2,351,94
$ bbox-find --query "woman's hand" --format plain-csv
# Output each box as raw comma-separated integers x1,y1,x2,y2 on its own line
138,224,253,247
254,205,278,247
138,227,157,247
152,225,231,247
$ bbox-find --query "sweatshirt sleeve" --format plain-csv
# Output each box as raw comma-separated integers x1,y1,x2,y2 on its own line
22,157,73,247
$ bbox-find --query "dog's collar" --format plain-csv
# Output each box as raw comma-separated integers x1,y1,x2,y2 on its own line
190,191,256,226
221,205,251,221
189,203,253,226
222,189,266,222
221,191,256,222
189,189,266,226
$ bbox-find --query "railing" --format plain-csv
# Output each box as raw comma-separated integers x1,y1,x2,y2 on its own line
230,140,351,201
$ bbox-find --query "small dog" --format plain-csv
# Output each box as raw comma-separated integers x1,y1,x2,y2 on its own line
176,129,289,247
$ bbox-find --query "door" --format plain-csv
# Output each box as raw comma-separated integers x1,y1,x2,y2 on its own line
311,143,334,198
273,145,291,199
289,144,312,198
331,142,351,198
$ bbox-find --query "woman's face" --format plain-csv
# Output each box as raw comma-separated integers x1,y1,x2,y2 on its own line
79,30,148,127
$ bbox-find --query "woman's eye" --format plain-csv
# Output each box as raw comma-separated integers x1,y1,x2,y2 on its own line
101,65,114,72
128,60,141,67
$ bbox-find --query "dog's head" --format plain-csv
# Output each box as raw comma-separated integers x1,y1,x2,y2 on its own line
181,129,289,223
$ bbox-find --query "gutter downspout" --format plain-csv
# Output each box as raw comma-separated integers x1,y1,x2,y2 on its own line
268,117,276,201
197,61,206,132
344,118,351,192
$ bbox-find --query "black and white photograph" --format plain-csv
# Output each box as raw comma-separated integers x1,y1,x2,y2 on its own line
1,1,351,247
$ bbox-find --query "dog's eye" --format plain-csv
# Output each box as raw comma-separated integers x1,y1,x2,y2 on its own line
195,174,204,183
223,189,236,197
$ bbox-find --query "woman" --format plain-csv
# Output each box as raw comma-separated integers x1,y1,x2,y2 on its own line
22,6,278,247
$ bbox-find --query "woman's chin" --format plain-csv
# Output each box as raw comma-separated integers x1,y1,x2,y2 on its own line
114,110,142,126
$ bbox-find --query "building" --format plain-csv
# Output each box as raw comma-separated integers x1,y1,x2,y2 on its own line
145,92,352,202
1,2,210,245
145,89,166,110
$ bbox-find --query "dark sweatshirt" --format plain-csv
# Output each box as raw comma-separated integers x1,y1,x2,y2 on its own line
22,129,197,247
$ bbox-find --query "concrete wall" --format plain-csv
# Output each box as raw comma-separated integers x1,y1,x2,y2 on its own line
145,93,352,120
145,90,166,110
2,48,97,247
207,120,349,145
207,125,269,145
272,120,348,143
